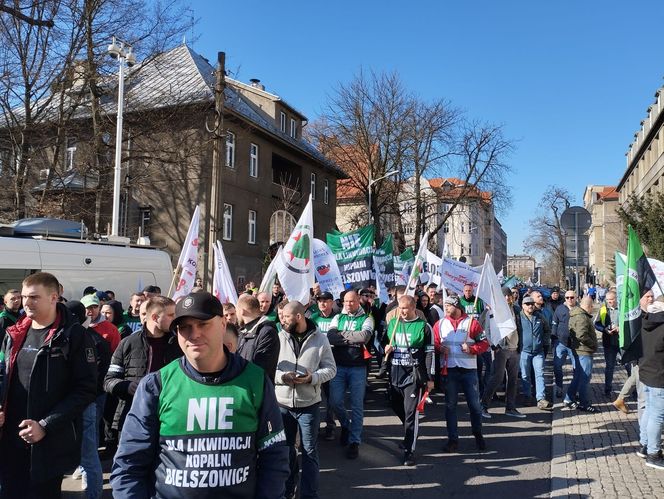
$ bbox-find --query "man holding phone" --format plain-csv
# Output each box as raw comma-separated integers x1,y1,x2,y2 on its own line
276,301,336,499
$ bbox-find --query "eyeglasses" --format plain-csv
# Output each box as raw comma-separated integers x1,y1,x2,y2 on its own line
565,296,575,300
523,303,535,306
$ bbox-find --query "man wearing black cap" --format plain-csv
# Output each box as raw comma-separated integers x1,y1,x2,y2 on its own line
111,291,289,498
310,291,339,441
549,287,564,312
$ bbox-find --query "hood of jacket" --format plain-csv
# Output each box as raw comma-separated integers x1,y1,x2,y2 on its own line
643,310,664,332
569,306,590,319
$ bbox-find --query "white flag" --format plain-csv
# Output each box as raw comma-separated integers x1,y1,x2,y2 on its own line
425,251,443,288
171,206,200,302
275,196,315,304
406,232,429,296
312,238,344,298
475,253,516,345
213,241,238,305
259,246,282,294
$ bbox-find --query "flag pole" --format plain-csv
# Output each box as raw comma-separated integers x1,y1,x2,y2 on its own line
167,264,182,297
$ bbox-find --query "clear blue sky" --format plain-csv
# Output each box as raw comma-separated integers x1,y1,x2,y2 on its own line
186,0,664,255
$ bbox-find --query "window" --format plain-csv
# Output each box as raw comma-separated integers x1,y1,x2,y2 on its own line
290,118,297,138
441,203,451,213
223,204,233,240
310,173,316,200
404,223,414,235
39,168,50,180
65,137,77,170
225,131,235,167
270,210,296,245
443,222,449,233
140,206,151,237
248,210,257,244
323,179,329,204
460,243,465,255
280,112,286,133
461,222,465,233
468,243,473,256
0,149,9,175
249,143,259,177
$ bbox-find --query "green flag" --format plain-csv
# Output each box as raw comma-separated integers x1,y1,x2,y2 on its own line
326,225,375,290
619,226,659,363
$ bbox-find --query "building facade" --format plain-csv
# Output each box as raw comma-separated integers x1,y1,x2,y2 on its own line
583,185,622,284
507,254,536,281
0,45,345,287
617,84,664,204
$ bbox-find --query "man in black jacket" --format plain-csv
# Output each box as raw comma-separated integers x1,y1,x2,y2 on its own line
236,294,280,381
638,301,664,470
0,272,97,498
104,296,181,441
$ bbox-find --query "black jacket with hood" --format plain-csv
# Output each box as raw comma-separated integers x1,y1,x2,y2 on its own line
641,308,664,388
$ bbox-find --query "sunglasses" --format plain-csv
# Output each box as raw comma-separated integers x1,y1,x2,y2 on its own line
565,296,575,299
523,303,535,306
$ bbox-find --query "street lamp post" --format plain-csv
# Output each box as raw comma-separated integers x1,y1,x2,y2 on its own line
108,37,136,237
367,169,398,224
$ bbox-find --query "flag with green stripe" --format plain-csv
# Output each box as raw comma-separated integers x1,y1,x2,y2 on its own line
619,226,658,363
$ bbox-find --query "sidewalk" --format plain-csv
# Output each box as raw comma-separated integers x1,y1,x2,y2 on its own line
550,340,664,498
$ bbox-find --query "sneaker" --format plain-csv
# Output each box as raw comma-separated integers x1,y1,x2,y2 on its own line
481,408,492,419
646,453,664,470
425,396,433,405
474,433,487,451
81,474,87,491
636,445,648,458
323,426,335,441
613,398,629,414
71,467,83,480
578,405,600,414
339,427,350,447
537,399,553,411
346,442,359,459
563,400,578,409
505,408,526,419
403,451,416,466
443,439,458,453
555,387,563,399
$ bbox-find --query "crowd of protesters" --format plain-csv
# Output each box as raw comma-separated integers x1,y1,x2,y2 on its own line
0,273,662,499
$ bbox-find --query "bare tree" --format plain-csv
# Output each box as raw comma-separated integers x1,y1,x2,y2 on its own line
310,70,414,245
428,121,514,237
524,186,573,286
0,1,55,27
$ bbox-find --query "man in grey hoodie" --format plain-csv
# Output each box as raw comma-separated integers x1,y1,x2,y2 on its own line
276,301,336,499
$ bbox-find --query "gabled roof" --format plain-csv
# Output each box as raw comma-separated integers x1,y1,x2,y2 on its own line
31,170,99,192
428,177,492,203
5,44,344,178
597,186,619,201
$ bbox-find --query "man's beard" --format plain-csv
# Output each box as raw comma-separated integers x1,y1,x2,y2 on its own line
284,322,298,334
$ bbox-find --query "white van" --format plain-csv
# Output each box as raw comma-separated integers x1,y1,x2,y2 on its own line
0,236,173,307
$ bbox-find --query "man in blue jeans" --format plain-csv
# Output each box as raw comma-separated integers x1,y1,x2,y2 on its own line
276,302,336,498
638,301,664,469
519,296,552,411
327,291,374,459
552,290,578,398
565,296,599,413
594,291,625,397
434,295,489,452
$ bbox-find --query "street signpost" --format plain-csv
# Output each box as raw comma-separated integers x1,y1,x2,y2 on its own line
561,206,591,295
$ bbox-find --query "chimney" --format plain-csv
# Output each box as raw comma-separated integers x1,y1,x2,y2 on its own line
249,78,265,91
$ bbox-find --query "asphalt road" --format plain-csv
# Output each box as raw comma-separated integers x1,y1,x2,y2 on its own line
64,374,553,498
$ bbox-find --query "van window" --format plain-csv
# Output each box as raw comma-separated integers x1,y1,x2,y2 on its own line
0,268,35,295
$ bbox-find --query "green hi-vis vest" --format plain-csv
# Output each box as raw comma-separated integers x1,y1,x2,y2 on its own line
155,360,265,498
387,318,428,367
336,312,367,333
311,312,334,333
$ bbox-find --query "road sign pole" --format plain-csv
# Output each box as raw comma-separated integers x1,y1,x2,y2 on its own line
575,211,579,296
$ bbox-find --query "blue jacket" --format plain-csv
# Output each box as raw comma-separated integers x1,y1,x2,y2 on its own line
552,305,572,345
110,353,289,498
520,310,551,355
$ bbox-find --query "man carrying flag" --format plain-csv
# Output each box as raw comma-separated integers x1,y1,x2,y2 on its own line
620,227,660,364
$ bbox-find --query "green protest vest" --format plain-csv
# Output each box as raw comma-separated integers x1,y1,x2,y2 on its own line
154,359,266,498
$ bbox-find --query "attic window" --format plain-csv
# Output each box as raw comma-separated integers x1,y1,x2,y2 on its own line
290,119,297,138
280,112,286,133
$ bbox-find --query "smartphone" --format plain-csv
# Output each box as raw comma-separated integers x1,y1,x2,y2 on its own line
295,370,308,378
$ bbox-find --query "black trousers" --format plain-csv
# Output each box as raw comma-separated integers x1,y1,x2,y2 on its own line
0,445,63,499
390,382,422,452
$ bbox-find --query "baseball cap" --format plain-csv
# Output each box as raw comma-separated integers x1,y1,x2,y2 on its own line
316,291,334,301
444,295,461,308
81,294,100,308
551,286,560,293
172,292,224,330
522,296,535,305
95,290,110,301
